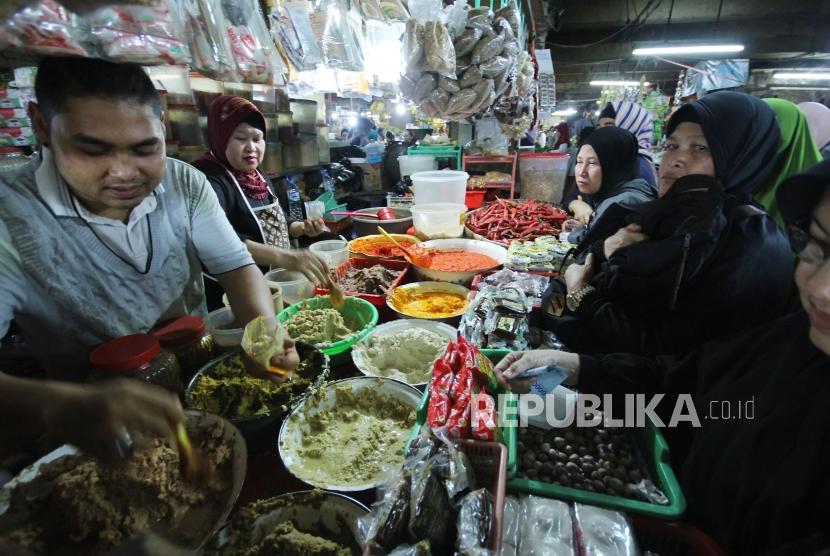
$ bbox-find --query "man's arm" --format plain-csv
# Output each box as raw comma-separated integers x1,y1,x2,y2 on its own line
215,264,275,325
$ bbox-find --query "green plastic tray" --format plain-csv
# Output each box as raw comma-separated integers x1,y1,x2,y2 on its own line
506,419,687,519
278,295,378,357
408,388,517,474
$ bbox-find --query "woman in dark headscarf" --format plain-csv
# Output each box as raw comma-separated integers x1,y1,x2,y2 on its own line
595,100,657,186
563,126,656,245
496,159,830,555
540,91,793,356
192,96,329,310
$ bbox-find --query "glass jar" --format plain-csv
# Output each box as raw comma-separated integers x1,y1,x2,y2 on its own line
88,334,183,394
150,316,214,385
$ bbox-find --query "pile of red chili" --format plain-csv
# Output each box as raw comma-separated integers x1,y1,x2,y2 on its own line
466,199,568,242
427,337,500,441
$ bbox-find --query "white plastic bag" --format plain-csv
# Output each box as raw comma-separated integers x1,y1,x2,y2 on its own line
518,496,575,556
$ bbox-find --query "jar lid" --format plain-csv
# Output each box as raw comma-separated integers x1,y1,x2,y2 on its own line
89,334,161,371
150,316,207,347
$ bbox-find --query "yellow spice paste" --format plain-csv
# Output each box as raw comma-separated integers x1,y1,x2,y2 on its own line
390,289,467,318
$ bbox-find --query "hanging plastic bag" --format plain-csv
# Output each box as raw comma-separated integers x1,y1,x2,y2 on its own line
357,468,412,552
379,0,408,23
181,0,235,80
356,0,385,22
0,0,88,56
84,0,190,65
456,488,494,552
273,0,322,71
218,0,285,84
319,0,363,72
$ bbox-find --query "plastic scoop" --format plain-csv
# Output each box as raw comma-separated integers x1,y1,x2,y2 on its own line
329,280,345,311
242,316,294,380
174,423,214,486
376,226,425,265
331,208,396,220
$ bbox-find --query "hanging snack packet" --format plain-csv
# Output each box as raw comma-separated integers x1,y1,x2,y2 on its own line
220,0,284,84
0,0,88,56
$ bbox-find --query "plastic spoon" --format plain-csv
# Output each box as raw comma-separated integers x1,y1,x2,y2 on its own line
174,423,215,486
329,280,345,310
377,226,423,265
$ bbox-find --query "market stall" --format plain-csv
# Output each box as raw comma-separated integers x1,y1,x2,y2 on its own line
0,0,757,554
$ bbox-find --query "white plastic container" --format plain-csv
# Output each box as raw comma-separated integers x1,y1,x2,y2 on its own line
398,154,437,177
411,170,469,205
223,287,283,314
309,239,349,268
411,203,467,240
205,306,244,350
264,269,315,305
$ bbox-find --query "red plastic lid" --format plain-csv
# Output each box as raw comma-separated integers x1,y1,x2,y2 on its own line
89,334,161,372
149,316,206,347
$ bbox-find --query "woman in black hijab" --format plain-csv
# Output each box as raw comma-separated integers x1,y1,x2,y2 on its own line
541,91,794,356
563,126,656,245
496,159,830,555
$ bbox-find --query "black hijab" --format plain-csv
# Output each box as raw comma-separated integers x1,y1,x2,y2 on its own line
598,102,616,120
579,126,640,206
665,91,780,202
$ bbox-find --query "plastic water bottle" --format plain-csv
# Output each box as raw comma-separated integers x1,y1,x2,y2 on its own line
321,169,335,193
286,175,304,222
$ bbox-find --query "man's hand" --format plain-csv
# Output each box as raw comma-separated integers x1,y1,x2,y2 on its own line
493,350,580,393
41,380,184,461
564,252,595,295
283,249,330,285
569,196,594,226
603,223,649,259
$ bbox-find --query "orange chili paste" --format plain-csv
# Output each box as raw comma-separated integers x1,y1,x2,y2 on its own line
422,250,498,272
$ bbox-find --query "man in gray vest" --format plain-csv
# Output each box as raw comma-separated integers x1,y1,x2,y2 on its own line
0,57,296,458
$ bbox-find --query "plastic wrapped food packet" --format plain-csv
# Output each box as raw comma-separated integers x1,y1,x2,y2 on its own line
218,0,284,83
379,0,409,23
388,541,432,556
358,469,413,552
241,316,285,369
84,0,190,65
481,56,510,78
358,0,385,21
182,0,236,80
453,26,482,57
319,0,363,72
444,0,468,39
457,488,494,552
0,0,89,56
572,504,640,556
402,19,425,70
459,66,483,89
412,73,437,102
439,76,461,94
271,0,323,72
408,457,455,552
518,496,575,556
423,20,455,76
470,32,503,65
495,1,520,37
428,88,450,115
500,496,520,556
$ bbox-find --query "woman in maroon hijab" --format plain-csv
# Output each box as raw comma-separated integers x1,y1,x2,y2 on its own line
192,96,329,310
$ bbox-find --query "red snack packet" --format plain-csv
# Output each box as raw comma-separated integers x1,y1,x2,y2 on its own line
447,392,471,439
472,388,496,441
428,389,452,428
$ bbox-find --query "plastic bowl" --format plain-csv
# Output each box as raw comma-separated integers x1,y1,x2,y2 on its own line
398,154,437,177
386,281,470,326
352,207,412,237
264,269,315,306
349,234,421,260
184,343,330,454
309,239,349,269
414,238,507,286
277,295,378,357
352,319,457,389
278,376,421,491
205,306,244,349
411,203,467,240
208,490,368,553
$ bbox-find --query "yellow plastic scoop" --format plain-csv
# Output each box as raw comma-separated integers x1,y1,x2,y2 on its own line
174,423,214,486
376,226,425,266
329,281,345,311
242,316,294,380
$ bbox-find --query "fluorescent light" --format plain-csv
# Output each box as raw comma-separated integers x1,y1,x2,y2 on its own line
590,80,650,87
770,86,830,91
348,116,358,126
773,72,830,81
633,44,744,56
395,103,407,116
552,108,577,116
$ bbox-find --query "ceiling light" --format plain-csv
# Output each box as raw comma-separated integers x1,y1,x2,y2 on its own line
633,44,744,56
594,110,601,116
590,80,649,87
769,86,830,91
773,72,830,81
395,103,407,115
552,108,577,116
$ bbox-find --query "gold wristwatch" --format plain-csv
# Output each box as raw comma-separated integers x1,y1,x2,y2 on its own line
566,285,596,312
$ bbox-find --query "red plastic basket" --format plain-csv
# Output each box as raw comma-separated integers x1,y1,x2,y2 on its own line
631,515,726,556
361,439,507,554
314,258,409,306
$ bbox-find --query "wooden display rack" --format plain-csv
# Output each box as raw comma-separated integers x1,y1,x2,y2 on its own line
462,153,518,200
